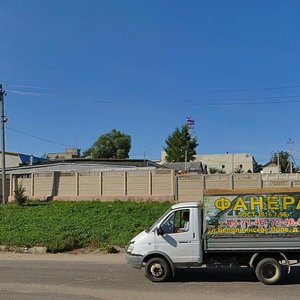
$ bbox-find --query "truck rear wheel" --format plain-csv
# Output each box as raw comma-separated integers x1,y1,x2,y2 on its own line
145,257,171,282
255,258,282,285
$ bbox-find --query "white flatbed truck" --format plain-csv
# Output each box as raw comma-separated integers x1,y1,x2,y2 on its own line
127,193,300,284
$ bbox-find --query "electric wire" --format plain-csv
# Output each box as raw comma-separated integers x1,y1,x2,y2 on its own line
6,88,300,106
7,126,75,148
5,82,300,93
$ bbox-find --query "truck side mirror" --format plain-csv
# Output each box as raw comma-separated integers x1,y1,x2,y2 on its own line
156,226,163,236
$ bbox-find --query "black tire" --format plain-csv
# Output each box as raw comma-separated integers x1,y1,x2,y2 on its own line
255,258,282,285
145,257,171,282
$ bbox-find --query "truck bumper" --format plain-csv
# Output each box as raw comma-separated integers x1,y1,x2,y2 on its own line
126,253,144,269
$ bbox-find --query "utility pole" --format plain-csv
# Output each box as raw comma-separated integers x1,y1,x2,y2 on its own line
184,149,188,172
143,149,146,166
0,84,7,204
287,138,295,174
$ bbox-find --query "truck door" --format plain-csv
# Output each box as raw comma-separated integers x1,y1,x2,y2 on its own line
155,208,200,263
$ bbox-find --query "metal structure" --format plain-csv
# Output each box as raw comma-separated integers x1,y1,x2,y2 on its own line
186,116,195,137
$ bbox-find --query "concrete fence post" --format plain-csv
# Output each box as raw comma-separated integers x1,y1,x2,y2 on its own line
148,170,152,196
124,171,127,196
99,171,103,196
171,170,178,202
230,174,234,189
201,175,205,203
31,173,34,197
9,173,13,198
259,173,263,189
75,172,79,196
51,172,57,198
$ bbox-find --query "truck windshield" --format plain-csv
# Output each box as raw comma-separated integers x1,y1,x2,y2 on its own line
145,208,173,233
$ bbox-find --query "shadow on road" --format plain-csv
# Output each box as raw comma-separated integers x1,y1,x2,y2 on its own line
174,266,300,285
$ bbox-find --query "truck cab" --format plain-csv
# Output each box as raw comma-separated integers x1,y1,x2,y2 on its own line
126,202,203,282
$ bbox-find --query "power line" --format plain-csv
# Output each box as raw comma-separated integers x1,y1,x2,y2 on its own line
6,90,49,97
160,94,300,105
7,126,75,148
136,84,300,94
197,99,300,106
7,84,66,91
180,84,300,93
6,87,300,106
5,80,300,106
5,89,112,103
6,81,300,93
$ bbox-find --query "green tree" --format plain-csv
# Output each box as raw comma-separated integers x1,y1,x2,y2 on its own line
271,151,291,173
164,125,198,162
83,129,131,159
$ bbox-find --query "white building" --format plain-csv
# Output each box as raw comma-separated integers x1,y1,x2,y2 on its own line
161,151,256,173
0,151,44,168
194,153,256,173
261,162,280,174
46,148,80,160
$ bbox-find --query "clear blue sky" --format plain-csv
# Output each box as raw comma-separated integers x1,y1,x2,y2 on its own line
1,0,300,165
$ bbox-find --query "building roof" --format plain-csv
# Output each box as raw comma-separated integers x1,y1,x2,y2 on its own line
18,153,46,165
0,151,45,165
262,161,278,168
162,161,206,173
34,158,163,167
5,158,165,174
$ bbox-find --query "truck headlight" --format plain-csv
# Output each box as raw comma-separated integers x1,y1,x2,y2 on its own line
126,242,135,254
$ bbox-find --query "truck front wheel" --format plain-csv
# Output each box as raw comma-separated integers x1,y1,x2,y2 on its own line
145,257,171,282
255,258,282,285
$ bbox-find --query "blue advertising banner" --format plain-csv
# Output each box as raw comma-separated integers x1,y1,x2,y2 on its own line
204,194,300,236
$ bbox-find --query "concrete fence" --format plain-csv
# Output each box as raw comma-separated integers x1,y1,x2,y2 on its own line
6,171,300,203
9,169,175,202
177,173,300,202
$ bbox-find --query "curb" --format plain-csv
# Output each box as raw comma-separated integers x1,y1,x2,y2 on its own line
0,245,47,254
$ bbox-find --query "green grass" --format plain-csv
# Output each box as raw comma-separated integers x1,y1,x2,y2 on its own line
0,201,171,253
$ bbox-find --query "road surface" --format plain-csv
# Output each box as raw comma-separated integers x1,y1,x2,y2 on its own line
0,252,300,299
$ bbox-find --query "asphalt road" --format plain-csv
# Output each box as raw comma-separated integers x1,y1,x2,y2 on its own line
0,252,300,300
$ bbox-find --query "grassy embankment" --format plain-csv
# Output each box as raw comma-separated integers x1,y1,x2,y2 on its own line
0,201,171,253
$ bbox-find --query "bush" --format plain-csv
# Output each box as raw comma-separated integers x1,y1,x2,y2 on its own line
14,183,29,206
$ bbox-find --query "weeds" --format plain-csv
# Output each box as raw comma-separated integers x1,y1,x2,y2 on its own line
14,183,28,206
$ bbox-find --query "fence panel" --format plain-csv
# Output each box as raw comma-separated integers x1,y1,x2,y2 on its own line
78,172,99,197
152,170,173,196
15,177,31,197
177,175,203,202
56,172,76,197
34,173,53,198
127,170,149,196
233,173,261,189
204,174,232,189
102,171,124,196
263,180,291,188
293,180,300,188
